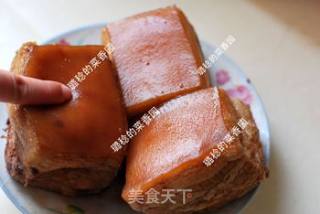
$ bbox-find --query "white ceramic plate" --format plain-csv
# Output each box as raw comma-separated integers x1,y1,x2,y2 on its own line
0,24,270,214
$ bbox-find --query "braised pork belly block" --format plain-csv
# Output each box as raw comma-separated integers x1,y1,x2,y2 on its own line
122,87,267,213
6,43,128,196
102,6,210,116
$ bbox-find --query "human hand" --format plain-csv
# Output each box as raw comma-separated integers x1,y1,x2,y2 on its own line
0,69,72,105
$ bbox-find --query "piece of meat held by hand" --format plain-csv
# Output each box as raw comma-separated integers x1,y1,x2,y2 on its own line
122,87,267,213
102,6,210,117
5,42,128,196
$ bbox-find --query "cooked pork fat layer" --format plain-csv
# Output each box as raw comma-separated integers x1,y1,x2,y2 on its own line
6,43,128,195
102,6,210,116
122,87,267,213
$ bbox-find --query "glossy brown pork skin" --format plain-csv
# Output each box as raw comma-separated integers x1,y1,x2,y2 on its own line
122,87,267,213
123,87,242,196
7,43,128,194
103,6,210,116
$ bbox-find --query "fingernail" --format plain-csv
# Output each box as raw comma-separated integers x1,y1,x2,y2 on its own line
62,85,72,100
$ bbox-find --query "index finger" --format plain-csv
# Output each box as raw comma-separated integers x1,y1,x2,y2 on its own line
0,70,72,105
